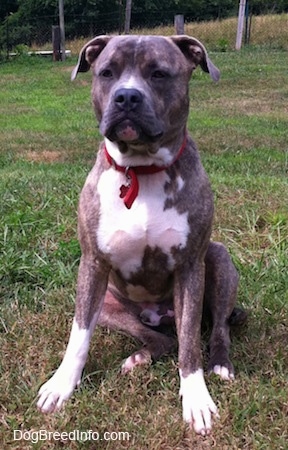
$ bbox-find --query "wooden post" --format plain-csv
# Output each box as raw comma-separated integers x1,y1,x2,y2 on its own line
59,0,66,61
6,17,9,60
124,0,132,34
118,0,123,34
52,25,61,61
174,14,184,35
236,0,247,50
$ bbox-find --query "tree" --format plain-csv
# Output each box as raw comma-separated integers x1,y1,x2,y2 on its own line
0,0,18,21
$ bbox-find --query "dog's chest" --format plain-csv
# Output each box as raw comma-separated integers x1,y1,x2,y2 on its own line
96,168,189,279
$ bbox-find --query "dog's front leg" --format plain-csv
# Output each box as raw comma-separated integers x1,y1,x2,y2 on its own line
174,261,218,436
37,255,109,413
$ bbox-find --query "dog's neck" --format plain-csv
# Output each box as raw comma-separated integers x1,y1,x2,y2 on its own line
104,130,187,168
104,132,187,209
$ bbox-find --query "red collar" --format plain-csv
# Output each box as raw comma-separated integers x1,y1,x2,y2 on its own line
104,133,187,209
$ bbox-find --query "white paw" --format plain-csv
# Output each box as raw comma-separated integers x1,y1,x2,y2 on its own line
213,365,235,381
37,369,81,413
179,369,219,436
121,349,152,374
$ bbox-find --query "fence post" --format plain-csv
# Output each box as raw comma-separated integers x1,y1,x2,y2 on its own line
59,0,66,61
124,0,132,34
52,26,61,61
118,0,123,34
174,15,184,35
244,1,252,45
236,0,247,50
6,17,9,60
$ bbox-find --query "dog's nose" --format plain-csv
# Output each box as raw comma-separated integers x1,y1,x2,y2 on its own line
114,88,143,111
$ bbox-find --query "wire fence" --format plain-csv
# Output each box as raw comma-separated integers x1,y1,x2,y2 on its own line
1,10,287,58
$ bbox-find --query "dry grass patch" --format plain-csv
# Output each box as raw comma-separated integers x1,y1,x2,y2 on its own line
24,150,62,163
216,95,287,117
65,14,288,55
248,13,288,48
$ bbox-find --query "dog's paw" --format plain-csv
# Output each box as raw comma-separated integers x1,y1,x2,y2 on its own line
208,357,235,381
211,364,235,381
37,369,81,413
179,369,219,436
207,351,235,382
121,348,152,374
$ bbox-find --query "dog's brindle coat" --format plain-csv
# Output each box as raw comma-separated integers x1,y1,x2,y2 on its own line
37,35,245,435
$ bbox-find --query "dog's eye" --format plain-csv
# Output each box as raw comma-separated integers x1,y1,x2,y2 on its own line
151,70,168,79
100,69,113,78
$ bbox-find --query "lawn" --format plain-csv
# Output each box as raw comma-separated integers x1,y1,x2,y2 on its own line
0,46,287,449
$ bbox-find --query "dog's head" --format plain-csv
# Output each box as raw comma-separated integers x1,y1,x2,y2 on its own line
72,35,220,156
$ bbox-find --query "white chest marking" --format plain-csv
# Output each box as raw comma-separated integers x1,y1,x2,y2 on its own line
97,169,189,278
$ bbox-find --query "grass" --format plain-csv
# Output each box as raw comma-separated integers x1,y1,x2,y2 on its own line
0,45,287,449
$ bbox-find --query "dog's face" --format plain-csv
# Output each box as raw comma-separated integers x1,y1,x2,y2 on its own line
72,35,220,155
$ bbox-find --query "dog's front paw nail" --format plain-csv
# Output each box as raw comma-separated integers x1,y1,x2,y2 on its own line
212,365,234,381
37,382,63,413
182,394,218,436
37,371,80,413
37,393,60,414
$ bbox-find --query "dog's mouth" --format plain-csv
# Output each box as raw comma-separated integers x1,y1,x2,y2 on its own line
101,117,163,146
113,119,141,142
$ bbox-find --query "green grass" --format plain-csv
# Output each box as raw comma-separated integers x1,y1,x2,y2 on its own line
0,47,287,449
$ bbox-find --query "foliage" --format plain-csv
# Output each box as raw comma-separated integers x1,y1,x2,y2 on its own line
251,0,288,14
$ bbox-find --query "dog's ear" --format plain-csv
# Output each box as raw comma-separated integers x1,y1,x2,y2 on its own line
170,35,220,82
71,35,111,81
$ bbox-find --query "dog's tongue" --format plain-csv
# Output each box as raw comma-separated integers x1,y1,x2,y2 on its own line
115,120,140,142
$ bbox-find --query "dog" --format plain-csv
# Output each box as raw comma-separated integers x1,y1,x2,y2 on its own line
37,35,246,436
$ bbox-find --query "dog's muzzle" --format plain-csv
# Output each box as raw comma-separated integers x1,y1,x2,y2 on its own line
100,87,164,144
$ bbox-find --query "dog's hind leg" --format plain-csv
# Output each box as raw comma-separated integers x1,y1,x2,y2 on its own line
204,242,246,380
98,291,176,373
